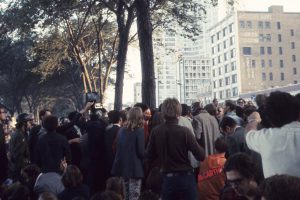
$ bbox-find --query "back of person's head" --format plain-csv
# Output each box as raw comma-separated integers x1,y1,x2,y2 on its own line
255,94,267,108
181,104,191,116
105,177,123,196
38,192,58,200
265,91,299,127
215,137,228,153
90,191,121,200
68,111,78,122
107,110,121,124
4,183,30,200
204,103,217,116
39,109,51,120
243,105,257,117
138,190,160,200
134,103,149,113
259,175,300,200
162,98,182,119
225,100,236,111
219,116,237,130
126,107,144,131
146,167,163,194
61,165,83,188
224,153,256,180
235,106,244,119
120,110,128,123
16,113,32,130
21,164,41,184
191,101,203,115
42,116,58,132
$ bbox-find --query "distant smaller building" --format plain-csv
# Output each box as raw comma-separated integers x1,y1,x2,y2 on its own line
134,83,142,104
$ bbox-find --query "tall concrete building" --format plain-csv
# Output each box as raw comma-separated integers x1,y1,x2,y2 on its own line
210,5,300,101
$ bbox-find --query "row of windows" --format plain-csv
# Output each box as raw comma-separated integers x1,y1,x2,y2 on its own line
212,37,235,54
239,21,286,30
184,73,208,78
261,72,289,81
184,60,210,65
212,62,237,77
212,49,236,66
243,43,296,56
184,66,209,72
213,75,237,88
248,57,296,69
211,23,234,43
213,87,238,99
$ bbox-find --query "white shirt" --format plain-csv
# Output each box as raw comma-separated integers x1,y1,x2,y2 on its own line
246,121,300,178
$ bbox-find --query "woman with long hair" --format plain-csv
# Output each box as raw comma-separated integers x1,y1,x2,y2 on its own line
111,107,145,200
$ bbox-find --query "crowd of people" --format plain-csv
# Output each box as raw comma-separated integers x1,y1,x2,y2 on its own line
1,91,300,200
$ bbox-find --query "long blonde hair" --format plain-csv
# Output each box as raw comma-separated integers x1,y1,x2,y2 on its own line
126,107,144,131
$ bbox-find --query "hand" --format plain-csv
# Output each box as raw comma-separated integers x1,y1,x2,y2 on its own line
80,102,94,114
247,112,262,123
60,157,67,172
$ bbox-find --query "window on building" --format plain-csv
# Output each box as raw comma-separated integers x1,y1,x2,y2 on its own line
269,60,272,67
261,59,265,68
231,62,236,71
294,81,298,84
224,53,227,61
217,32,221,40
212,47,215,54
267,47,272,55
262,73,266,81
291,29,295,36
232,74,237,83
218,43,221,52
229,23,233,33
223,27,227,36
219,79,223,87
213,69,215,77
225,64,228,73
292,55,296,62
260,47,265,55
278,34,282,42
218,56,221,63
266,34,271,42
230,36,235,45
291,42,295,49
279,47,283,55
293,67,297,75
213,81,217,88
231,49,236,58
247,21,252,28
258,21,263,29
259,34,264,42
240,21,245,28
225,77,230,85
265,21,271,29
280,60,284,68
269,72,273,81
243,47,252,55
281,73,284,81
211,35,215,43
212,58,215,66
223,40,227,49
232,87,238,96
277,22,281,29
219,67,222,75
219,91,223,99
252,60,256,68
226,89,231,98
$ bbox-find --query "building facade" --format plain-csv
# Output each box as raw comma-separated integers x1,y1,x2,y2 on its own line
210,5,300,101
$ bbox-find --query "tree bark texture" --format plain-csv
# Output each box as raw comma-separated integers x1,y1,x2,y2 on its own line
114,3,134,110
136,0,156,109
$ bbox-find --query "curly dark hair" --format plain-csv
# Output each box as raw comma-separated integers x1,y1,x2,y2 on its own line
265,91,299,127
224,153,256,180
62,165,83,188
259,175,300,200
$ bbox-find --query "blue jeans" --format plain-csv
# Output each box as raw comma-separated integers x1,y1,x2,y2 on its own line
162,173,198,200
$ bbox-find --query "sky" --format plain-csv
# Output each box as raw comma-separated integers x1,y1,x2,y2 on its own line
107,0,300,106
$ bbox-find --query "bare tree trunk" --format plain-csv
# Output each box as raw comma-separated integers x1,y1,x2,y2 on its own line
114,3,134,110
136,0,156,109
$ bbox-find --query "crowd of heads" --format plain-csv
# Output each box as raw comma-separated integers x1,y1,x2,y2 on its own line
1,90,300,200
